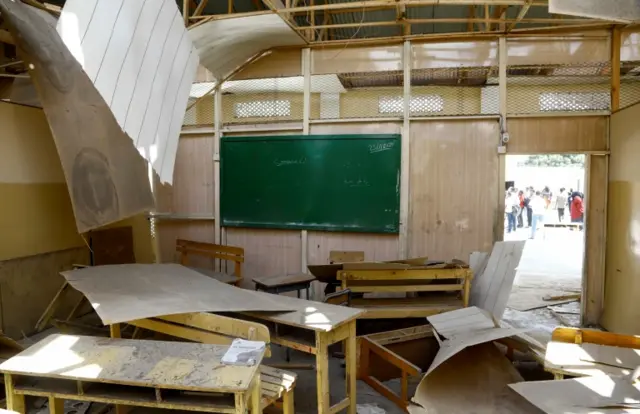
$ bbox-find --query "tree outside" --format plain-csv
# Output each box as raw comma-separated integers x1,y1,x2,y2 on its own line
521,154,585,168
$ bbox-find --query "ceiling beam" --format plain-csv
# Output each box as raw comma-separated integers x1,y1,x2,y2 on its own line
484,5,490,31
201,0,547,18
507,0,533,32
294,17,611,31
468,6,475,31
193,0,209,16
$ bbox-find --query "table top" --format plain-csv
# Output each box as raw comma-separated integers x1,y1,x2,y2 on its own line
240,292,364,332
252,274,316,288
0,334,263,393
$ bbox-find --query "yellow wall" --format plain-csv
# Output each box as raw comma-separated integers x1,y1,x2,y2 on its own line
602,102,640,334
0,101,84,261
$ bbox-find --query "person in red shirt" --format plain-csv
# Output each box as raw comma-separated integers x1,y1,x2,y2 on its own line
570,193,584,224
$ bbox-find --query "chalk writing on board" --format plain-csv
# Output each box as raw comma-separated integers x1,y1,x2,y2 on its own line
368,142,394,154
344,178,370,187
274,157,307,167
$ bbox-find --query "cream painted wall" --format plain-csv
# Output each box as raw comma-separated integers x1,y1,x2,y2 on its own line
0,102,84,260
602,102,640,334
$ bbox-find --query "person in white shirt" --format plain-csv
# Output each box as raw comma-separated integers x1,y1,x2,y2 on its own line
505,189,519,233
529,191,546,239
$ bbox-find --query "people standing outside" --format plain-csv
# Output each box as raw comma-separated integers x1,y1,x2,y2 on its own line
530,191,546,239
517,190,525,228
556,188,567,223
505,189,519,233
570,191,584,225
542,186,551,209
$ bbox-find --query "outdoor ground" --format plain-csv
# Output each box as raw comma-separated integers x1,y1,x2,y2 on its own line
502,210,584,345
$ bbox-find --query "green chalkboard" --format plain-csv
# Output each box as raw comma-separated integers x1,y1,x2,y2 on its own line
220,134,401,233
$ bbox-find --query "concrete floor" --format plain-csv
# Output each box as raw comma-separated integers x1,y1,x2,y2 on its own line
503,223,584,344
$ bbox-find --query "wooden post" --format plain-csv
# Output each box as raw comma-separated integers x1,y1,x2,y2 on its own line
496,36,507,242
301,48,312,298
183,0,189,26
214,84,222,270
5,374,25,413
344,321,357,414
315,332,330,413
399,40,411,259
250,375,261,414
110,324,121,338
48,397,64,414
611,26,621,112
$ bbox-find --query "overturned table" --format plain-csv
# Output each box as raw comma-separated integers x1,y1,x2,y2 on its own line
61,264,363,414
1,334,264,414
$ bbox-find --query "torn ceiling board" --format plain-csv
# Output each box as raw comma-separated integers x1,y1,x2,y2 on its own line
424,307,529,376
510,375,640,414
189,14,305,82
550,0,640,23
57,0,199,184
409,343,541,414
545,341,640,378
470,241,525,319
0,0,154,233
61,264,296,324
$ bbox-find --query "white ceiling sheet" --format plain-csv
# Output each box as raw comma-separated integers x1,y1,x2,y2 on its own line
56,0,198,184
189,14,305,82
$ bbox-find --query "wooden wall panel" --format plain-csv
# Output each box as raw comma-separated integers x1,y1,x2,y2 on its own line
602,103,640,334
506,117,608,154
0,247,90,338
225,228,302,289
583,155,607,326
155,136,215,262
408,120,499,261
307,232,399,265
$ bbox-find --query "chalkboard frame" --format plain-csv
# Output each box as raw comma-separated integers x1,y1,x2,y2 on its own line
220,134,401,234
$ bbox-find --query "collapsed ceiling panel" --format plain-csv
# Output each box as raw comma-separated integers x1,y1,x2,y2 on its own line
550,0,640,23
0,0,155,233
189,13,305,82
57,0,199,183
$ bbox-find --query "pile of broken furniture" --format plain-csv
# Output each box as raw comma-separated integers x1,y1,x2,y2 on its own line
3,237,637,414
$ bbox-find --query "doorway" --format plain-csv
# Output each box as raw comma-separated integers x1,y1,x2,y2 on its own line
502,154,586,343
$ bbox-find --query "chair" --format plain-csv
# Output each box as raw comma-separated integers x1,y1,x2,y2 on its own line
176,239,244,286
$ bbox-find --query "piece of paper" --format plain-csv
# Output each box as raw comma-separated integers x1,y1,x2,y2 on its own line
221,339,266,367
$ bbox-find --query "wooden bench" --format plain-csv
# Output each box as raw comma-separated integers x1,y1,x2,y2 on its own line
121,312,296,412
176,239,244,286
338,264,473,319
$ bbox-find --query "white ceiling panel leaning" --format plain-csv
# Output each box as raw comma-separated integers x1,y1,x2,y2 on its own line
189,14,306,82
56,0,199,184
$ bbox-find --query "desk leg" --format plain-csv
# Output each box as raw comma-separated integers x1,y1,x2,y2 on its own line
463,276,471,307
110,323,121,338
344,321,357,414
282,389,295,414
234,392,247,414
251,374,261,414
315,332,330,413
5,374,25,414
49,396,64,414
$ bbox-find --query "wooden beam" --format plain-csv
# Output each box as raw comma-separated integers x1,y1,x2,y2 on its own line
611,26,621,112
193,0,209,16
468,6,476,31
484,4,490,31
507,0,532,32
293,17,608,31
228,0,233,14
0,30,15,45
183,0,189,26
492,5,507,30
209,0,546,17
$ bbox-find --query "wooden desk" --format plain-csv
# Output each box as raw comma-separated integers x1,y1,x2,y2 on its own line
238,293,364,414
253,274,316,299
123,291,363,414
1,334,264,414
